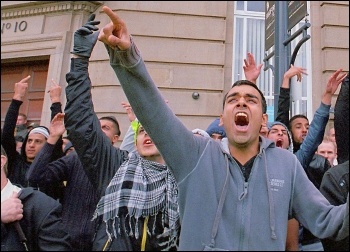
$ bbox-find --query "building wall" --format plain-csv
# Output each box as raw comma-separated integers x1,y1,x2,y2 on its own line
310,1,349,120
1,1,349,145
89,1,231,139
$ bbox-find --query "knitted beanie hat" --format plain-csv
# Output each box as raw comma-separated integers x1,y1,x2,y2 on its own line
206,118,226,138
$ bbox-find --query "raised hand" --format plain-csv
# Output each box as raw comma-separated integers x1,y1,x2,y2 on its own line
48,79,62,103
321,69,347,105
98,6,131,50
71,14,100,58
47,113,66,144
243,52,263,84
281,65,307,89
121,101,136,122
284,65,307,82
13,75,30,101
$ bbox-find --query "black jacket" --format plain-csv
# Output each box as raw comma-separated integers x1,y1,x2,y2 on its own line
334,74,349,164
306,153,332,190
65,58,129,250
26,143,100,251
1,187,71,251
319,160,349,251
1,99,64,201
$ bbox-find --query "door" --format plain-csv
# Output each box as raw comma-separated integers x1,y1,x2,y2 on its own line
1,60,49,128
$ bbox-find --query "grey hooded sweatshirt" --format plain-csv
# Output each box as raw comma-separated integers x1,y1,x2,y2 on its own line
103,38,349,251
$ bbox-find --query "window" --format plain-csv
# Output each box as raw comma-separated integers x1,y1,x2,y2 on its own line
233,1,312,122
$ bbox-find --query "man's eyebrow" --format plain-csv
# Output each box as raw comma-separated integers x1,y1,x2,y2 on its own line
226,92,259,100
246,93,259,99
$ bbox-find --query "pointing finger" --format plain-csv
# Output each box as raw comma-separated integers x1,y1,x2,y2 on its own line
21,75,31,82
102,6,123,26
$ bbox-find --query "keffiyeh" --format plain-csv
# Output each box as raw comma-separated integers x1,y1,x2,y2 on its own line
93,150,180,245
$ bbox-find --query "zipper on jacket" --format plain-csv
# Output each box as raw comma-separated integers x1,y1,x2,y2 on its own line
239,182,248,200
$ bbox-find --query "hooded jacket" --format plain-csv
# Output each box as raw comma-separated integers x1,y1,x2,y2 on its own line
267,121,293,152
104,39,349,250
1,99,64,201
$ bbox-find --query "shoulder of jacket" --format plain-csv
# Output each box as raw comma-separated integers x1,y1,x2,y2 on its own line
18,187,35,200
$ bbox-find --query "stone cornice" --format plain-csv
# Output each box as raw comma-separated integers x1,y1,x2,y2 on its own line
1,1,103,19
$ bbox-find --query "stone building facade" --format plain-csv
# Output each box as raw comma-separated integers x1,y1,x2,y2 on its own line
1,1,348,145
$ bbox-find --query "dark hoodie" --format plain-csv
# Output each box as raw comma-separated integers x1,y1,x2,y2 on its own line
1,99,64,200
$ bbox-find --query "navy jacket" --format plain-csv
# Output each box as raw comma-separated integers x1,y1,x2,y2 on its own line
1,187,71,251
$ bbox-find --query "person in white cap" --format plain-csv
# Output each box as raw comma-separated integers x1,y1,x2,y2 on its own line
1,76,64,201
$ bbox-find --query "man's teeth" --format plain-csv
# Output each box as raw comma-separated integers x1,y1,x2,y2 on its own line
235,112,247,118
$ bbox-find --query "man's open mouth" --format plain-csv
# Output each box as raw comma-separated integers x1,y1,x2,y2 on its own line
235,112,249,126
143,139,153,145
276,139,283,147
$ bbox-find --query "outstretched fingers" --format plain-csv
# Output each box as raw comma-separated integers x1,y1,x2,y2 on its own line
247,52,255,64
334,69,347,83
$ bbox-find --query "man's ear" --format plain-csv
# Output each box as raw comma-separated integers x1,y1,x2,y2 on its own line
112,135,120,145
262,113,268,126
1,154,7,170
219,115,224,126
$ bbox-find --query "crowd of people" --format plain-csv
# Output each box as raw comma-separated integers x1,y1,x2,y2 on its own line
1,6,349,251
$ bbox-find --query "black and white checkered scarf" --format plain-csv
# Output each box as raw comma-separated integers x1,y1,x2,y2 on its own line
93,150,180,246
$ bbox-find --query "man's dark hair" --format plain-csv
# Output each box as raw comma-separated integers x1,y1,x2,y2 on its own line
223,80,267,113
99,116,121,136
289,114,309,131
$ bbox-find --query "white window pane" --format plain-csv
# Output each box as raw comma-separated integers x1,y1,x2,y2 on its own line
233,18,244,82
247,1,265,12
236,1,244,11
233,1,311,120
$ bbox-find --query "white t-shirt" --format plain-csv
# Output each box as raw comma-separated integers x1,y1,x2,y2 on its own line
1,179,21,202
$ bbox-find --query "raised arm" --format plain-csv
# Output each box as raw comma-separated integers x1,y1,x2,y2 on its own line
26,113,68,188
243,52,263,84
276,65,307,125
49,80,63,119
119,101,137,153
1,76,30,173
64,14,128,196
295,69,346,169
98,6,204,181
48,80,64,161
